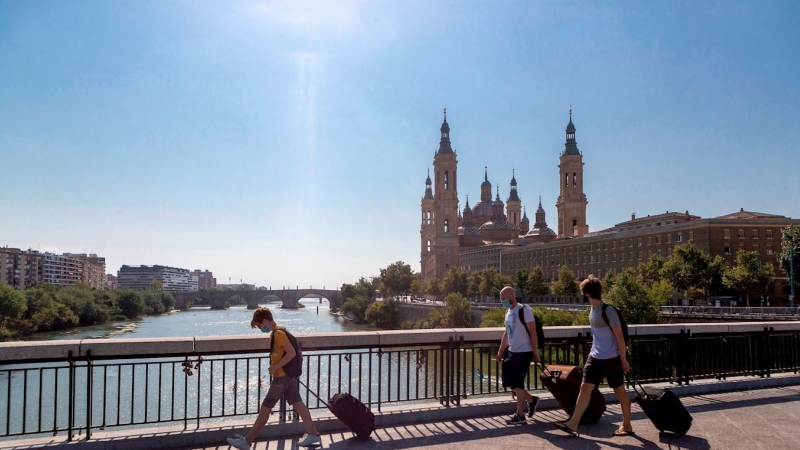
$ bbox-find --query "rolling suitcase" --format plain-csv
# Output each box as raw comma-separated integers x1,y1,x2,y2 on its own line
299,379,376,441
539,364,606,423
630,376,692,436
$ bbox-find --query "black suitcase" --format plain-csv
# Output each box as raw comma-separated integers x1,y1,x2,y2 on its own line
299,379,375,441
539,364,606,423
631,377,692,436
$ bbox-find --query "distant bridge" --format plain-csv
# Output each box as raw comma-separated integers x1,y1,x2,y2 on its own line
173,289,340,310
660,306,800,322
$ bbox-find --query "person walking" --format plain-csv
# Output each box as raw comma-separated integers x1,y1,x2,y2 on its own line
226,307,321,449
554,275,634,437
495,286,541,425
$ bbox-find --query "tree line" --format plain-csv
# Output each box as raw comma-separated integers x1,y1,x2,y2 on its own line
0,282,178,341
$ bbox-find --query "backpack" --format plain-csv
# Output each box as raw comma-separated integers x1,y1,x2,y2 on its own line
517,305,545,350
269,328,303,378
601,303,630,346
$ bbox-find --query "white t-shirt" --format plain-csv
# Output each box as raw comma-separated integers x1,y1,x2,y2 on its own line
505,304,535,353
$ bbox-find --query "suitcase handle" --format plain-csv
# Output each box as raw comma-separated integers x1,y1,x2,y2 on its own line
625,373,647,397
538,363,562,381
297,377,332,409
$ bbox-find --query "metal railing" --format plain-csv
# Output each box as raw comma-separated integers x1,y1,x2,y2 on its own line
1,324,799,442
661,306,800,317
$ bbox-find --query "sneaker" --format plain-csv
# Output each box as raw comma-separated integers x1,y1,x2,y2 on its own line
505,413,527,425
298,433,322,447
226,436,250,450
527,396,540,418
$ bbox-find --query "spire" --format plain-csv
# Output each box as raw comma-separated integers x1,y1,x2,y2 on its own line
423,168,433,200
511,167,517,186
534,196,548,228
464,194,470,209
493,185,503,205
522,205,530,222
437,108,453,154
507,168,520,202
563,106,580,156
485,166,488,181
481,166,491,187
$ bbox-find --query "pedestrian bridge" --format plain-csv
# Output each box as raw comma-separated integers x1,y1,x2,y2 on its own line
2,321,799,449
172,288,340,310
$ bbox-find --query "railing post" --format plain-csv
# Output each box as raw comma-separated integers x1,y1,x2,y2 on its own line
456,336,464,406
764,326,773,378
85,350,93,440
67,350,75,441
446,336,454,407
675,329,689,386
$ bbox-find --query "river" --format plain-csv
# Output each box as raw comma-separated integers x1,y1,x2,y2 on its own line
22,297,376,341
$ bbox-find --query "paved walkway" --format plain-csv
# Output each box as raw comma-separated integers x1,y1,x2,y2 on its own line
181,385,800,450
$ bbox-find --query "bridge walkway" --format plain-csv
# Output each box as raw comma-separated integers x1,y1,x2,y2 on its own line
181,385,800,450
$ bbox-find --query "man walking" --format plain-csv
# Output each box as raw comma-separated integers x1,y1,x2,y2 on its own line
495,286,541,424
227,307,321,449
554,275,634,437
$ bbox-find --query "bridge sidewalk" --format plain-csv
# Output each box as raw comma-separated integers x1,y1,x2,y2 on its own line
181,385,800,450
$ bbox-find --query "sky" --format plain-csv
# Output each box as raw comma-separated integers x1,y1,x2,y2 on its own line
1,0,799,288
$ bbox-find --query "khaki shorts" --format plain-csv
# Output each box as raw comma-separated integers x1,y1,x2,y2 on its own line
262,376,302,408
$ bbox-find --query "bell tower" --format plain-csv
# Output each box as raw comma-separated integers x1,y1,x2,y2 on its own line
556,107,589,238
429,109,460,281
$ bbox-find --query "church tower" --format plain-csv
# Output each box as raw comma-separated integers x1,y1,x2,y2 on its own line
556,108,589,238
426,109,460,281
506,169,522,228
420,168,435,279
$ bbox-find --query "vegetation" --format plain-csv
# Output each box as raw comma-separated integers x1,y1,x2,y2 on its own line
443,293,473,327
778,225,800,295
723,250,775,306
364,297,399,328
527,267,550,296
605,268,668,324
551,265,579,296
0,283,177,341
479,306,589,328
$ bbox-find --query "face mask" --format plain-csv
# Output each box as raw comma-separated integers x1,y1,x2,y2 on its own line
501,299,511,309
260,326,270,333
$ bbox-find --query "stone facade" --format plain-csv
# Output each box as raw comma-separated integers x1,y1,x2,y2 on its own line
0,248,43,289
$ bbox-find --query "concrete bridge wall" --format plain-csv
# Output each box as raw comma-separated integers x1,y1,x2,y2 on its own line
173,289,340,310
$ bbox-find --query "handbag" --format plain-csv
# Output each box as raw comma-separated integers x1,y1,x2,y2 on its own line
501,347,514,388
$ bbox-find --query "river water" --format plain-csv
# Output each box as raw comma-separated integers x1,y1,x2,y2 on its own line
24,297,376,341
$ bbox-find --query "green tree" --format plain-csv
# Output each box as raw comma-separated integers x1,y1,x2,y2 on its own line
444,293,473,327
662,243,713,299
638,254,667,286
605,268,666,324
479,308,506,328
527,267,550,296
428,309,444,328
479,267,504,299
513,268,531,298
340,294,370,323
379,261,414,297
118,290,145,319
160,292,176,311
440,266,469,297
777,224,800,295
427,278,441,300
149,279,164,291
602,271,617,295
0,284,26,327
364,297,398,328
410,278,423,297
551,265,579,297
723,250,775,307
467,271,482,299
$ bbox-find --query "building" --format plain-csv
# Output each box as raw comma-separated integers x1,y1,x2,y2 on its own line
0,248,43,289
42,253,83,286
64,253,106,290
106,274,118,290
422,109,585,282
117,265,198,292
192,270,217,290
499,209,799,299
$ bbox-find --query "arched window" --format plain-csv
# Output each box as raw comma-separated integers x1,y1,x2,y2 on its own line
444,219,450,233
565,172,569,187
426,211,432,225
427,240,431,252
573,172,577,187
444,171,449,190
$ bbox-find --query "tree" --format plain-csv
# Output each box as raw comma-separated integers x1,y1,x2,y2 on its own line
527,267,550,296
602,271,617,295
551,265,579,297
638,254,667,286
467,271,482,299
149,279,163,291
605,268,666,324
379,261,414,297
662,243,713,299
723,250,775,307
426,278,441,300
513,268,531,299
478,267,503,299
778,224,800,295
160,292,176,311
118,291,145,319
444,293,473,327
0,284,26,327
479,308,506,328
440,266,469,297
365,297,399,328
410,278,423,297
340,294,371,323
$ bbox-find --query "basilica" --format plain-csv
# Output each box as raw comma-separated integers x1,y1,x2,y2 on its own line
420,109,589,282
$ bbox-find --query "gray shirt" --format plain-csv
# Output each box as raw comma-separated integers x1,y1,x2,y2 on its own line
589,302,621,359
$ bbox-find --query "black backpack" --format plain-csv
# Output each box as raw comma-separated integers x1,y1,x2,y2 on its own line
269,328,303,378
518,305,546,350
601,303,630,345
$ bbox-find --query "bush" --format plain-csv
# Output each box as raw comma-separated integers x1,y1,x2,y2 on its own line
118,291,145,319
0,284,26,326
479,308,506,328
340,295,370,323
444,293,473,327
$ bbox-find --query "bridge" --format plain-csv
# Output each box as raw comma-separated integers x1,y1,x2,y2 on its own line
660,305,800,321
173,288,340,310
2,322,800,449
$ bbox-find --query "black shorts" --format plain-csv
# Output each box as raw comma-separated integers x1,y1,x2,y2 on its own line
504,351,533,390
583,356,624,389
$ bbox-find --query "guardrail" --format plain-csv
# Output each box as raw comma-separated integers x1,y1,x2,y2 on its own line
661,306,800,317
1,322,799,442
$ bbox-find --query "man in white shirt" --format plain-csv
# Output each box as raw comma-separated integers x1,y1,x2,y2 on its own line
495,286,541,424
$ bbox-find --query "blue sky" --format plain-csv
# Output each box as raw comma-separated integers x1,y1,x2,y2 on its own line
1,0,798,288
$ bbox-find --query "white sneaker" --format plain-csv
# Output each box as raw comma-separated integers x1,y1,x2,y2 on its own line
226,436,251,450
298,433,321,447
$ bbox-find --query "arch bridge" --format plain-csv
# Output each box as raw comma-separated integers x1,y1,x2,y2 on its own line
173,289,340,310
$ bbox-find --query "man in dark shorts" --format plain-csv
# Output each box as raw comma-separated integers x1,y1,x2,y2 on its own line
495,286,541,425
227,307,321,449
555,276,634,437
